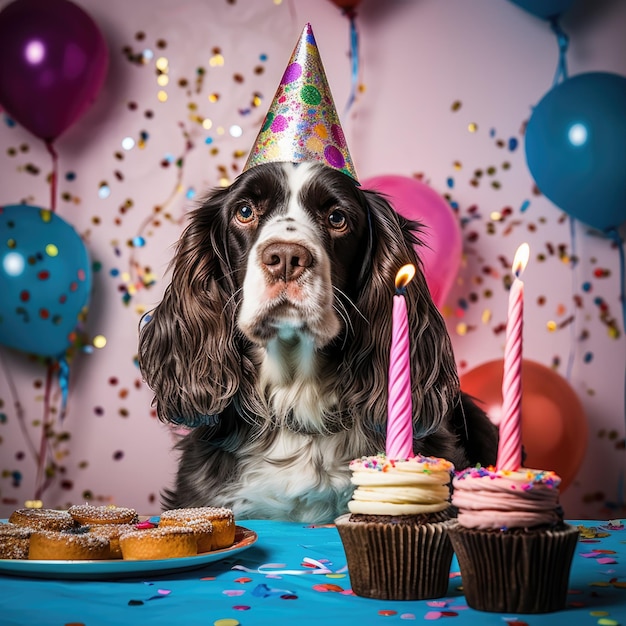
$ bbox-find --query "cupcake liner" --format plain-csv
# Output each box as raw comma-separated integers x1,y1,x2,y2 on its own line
334,513,455,600
447,521,579,613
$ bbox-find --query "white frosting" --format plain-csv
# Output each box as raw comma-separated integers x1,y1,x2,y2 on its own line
347,454,454,515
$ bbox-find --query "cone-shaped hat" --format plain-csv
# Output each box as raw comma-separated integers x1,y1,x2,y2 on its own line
243,23,357,180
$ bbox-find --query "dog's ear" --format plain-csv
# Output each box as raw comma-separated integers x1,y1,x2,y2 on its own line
337,190,461,441
138,188,249,426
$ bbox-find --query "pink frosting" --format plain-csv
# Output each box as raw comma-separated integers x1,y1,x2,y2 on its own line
452,466,562,530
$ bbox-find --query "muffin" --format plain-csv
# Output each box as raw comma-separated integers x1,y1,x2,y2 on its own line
29,528,112,560
159,507,234,550
335,453,455,600
447,465,579,613
119,526,197,560
0,524,32,559
9,508,76,532
68,504,139,525
88,523,138,558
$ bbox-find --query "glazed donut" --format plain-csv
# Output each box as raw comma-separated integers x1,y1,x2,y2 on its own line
119,526,197,560
9,508,76,532
159,507,235,549
0,524,32,559
68,504,139,525
29,529,111,560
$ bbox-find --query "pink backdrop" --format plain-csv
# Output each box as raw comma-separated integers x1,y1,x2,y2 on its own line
0,0,625,519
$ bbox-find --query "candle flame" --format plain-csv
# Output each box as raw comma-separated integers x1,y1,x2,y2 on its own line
512,243,530,278
395,264,416,290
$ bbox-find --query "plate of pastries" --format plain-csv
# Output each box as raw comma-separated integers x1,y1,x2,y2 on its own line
0,504,257,579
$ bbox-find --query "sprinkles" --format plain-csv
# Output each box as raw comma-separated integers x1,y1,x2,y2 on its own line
454,465,561,489
350,453,454,473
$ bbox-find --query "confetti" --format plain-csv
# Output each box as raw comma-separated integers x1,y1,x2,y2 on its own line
312,583,344,592
424,611,443,620
0,1,622,539
135,521,155,529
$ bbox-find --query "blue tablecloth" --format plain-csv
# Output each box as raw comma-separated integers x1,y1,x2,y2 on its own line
1,519,625,626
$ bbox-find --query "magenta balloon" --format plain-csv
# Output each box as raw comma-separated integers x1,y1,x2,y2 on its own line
362,175,462,307
0,0,108,141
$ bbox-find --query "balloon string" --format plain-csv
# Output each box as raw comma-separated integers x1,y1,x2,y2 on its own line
58,355,70,422
608,226,626,419
565,216,577,381
0,349,38,462
608,227,626,339
549,17,569,86
34,362,54,502
550,19,574,383
45,140,59,213
342,8,359,117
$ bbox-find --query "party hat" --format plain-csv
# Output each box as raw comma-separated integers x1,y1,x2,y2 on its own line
243,23,357,180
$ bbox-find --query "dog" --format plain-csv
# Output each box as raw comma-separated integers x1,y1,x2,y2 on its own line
138,161,498,522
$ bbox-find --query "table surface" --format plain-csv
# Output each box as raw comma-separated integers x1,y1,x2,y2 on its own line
1,519,625,626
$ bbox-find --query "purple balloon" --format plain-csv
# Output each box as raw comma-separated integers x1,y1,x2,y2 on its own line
0,0,108,142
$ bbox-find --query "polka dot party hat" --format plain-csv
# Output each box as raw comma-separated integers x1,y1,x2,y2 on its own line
243,23,357,180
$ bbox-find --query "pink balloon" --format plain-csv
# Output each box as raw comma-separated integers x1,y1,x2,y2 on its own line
0,0,108,142
362,175,462,307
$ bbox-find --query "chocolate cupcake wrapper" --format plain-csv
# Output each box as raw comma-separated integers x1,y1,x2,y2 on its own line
447,521,579,613
334,514,455,600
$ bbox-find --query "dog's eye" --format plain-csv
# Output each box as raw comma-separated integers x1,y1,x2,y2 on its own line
236,205,255,223
328,209,347,230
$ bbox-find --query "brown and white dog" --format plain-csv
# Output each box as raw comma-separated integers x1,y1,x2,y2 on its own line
138,161,498,522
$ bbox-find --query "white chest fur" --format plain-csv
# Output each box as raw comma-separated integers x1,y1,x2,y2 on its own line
232,429,355,523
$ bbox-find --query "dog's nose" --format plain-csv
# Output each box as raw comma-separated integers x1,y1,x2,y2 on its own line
261,242,313,282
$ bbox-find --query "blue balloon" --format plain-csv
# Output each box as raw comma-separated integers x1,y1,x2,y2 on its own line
507,0,575,19
525,72,626,233
0,204,92,358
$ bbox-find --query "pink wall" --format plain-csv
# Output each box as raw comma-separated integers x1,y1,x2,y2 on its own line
0,0,625,519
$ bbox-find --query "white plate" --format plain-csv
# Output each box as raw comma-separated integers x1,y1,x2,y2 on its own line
0,525,257,580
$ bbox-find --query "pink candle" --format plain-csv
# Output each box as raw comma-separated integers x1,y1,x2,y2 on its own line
387,264,416,460
497,243,530,471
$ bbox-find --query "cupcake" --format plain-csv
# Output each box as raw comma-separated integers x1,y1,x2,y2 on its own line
448,241,580,612
447,465,579,613
335,453,456,600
